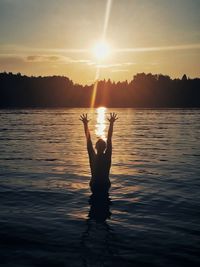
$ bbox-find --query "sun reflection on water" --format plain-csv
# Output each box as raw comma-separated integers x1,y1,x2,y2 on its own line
95,107,107,140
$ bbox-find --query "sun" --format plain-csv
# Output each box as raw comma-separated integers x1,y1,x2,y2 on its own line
93,42,110,60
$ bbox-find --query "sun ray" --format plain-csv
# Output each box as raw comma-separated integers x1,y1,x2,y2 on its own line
90,0,113,108
90,68,100,108
102,0,113,41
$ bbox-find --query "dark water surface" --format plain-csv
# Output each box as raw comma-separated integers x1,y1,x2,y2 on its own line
0,108,200,267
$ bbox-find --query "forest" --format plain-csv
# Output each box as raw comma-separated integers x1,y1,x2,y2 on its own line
0,72,199,108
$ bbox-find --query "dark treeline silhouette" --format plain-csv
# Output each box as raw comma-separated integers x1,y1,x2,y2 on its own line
0,72,200,108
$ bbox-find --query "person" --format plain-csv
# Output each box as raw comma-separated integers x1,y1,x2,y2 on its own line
80,112,118,193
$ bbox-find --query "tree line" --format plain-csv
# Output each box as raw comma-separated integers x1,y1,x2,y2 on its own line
0,72,199,108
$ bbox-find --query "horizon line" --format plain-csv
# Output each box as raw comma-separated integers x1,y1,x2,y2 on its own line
1,71,199,86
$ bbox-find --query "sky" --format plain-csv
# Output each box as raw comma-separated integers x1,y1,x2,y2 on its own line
0,0,199,84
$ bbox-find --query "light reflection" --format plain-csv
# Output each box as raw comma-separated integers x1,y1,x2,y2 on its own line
95,107,107,140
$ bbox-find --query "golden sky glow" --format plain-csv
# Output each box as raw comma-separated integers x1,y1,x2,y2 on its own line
0,0,199,84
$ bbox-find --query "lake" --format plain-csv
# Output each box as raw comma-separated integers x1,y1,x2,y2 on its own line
0,108,200,267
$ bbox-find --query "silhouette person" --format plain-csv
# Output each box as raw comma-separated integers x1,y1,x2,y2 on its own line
80,112,118,193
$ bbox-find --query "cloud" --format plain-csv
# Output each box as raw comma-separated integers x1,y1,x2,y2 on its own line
0,44,89,55
123,62,136,66
90,62,136,69
26,55,62,62
69,59,91,64
25,55,91,64
114,43,200,53
96,63,122,69
26,55,40,61
0,52,92,66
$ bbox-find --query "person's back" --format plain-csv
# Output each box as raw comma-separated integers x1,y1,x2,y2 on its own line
80,113,118,193
89,143,111,190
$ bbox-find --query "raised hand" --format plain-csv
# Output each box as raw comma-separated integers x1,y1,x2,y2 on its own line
80,113,90,124
107,112,118,123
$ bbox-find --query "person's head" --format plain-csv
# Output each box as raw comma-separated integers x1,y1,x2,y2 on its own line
95,138,106,154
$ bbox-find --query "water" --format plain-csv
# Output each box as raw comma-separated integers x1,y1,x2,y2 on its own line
0,108,200,267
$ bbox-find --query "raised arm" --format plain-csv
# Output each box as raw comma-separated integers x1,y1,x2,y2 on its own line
106,113,118,156
80,113,91,141
80,113,95,157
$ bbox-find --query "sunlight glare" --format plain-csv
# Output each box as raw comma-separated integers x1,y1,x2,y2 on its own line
93,42,110,60
95,107,107,140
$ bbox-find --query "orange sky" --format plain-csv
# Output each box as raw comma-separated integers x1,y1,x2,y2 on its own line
0,0,199,84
